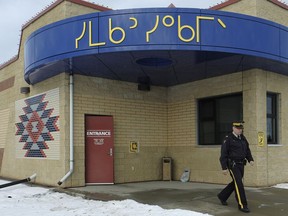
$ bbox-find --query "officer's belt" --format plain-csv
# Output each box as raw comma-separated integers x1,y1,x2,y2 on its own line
230,159,245,164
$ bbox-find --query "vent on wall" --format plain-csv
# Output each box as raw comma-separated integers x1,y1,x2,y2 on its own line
20,87,30,94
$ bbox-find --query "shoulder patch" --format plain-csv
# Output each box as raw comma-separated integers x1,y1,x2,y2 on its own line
223,136,228,144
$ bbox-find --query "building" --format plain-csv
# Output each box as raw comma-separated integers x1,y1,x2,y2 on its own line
0,0,287,187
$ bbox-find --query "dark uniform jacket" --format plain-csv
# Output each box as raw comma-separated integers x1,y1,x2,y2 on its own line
220,133,254,170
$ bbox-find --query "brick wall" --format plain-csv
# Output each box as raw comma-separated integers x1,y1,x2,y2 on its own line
0,0,287,187
73,75,168,185
2,65,288,187
0,1,102,186
217,0,288,26
71,69,288,186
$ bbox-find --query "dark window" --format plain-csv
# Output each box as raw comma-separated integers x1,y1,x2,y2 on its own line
198,94,242,145
267,93,278,144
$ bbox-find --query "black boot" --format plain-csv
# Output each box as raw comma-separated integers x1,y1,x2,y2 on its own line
217,194,228,206
239,205,250,213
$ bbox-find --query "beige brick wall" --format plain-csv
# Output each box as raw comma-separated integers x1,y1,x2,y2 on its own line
0,0,287,188
0,73,69,186
0,0,99,186
73,75,168,185
256,0,288,26
218,0,258,16
19,1,101,69
3,62,288,187
265,72,288,185
167,73,243,184
70,69,288,187
219,0,288,26
165,70,288,187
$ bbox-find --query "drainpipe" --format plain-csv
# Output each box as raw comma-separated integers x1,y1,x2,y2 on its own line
0,173,37,189
58,62,74,185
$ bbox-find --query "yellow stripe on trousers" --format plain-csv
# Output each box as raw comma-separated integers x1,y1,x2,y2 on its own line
229,169,243,209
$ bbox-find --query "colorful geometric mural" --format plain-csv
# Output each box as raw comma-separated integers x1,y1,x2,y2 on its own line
15,88,60,159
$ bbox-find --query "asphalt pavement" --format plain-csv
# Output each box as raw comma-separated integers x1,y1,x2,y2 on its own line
58,181,288,216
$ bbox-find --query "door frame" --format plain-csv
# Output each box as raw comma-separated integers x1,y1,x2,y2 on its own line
84,114,114,184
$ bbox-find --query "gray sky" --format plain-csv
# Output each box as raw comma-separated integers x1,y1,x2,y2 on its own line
0,0,227,64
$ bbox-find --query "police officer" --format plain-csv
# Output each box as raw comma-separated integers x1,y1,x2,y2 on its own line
217,121,254,213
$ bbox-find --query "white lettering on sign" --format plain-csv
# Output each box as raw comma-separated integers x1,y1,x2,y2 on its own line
86,130,111,137
94,138,104,145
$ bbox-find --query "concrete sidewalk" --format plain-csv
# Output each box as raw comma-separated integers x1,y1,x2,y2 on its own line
61,181,288,216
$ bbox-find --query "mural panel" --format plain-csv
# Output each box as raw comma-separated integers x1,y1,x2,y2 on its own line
15,88,60,159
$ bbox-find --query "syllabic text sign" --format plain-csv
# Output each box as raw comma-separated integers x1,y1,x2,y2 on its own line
24,8,288,84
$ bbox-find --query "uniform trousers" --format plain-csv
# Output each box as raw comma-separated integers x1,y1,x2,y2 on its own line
218,163,248,209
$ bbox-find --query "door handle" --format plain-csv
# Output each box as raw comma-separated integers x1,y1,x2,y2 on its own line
107,148,113,156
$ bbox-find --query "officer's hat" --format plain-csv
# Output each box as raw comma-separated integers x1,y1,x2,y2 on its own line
232,121,244,129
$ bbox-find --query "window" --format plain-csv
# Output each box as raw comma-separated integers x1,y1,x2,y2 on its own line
198,94,242,145
267,93,278,144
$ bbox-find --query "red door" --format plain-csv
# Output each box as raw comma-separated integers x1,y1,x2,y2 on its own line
85,115,114,184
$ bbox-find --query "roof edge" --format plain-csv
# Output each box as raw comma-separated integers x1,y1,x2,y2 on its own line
268,0,288,10
209,0,241,10
22,0,111,29
0,0,111,68
0,55,18,70
209,0,288,10
69,0,112,11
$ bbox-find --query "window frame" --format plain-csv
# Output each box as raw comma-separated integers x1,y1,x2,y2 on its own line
267,92,278,144
198,93,243,146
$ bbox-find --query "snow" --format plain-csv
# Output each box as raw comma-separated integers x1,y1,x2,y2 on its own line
0,179,210,216
273,183,288,190
1,179,288,216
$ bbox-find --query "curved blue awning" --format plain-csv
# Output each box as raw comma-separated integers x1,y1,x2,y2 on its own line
24,8,288,85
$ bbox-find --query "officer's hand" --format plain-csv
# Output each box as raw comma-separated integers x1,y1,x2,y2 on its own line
250,161,254,166
222,169,228,175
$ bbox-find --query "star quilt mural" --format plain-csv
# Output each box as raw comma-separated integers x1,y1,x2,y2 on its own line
15,88,60,159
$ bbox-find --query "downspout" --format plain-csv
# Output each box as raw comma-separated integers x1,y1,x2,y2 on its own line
0,173,37,189
58,61,74,185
